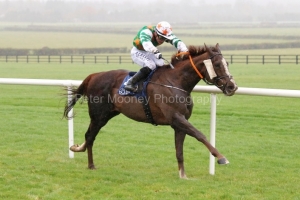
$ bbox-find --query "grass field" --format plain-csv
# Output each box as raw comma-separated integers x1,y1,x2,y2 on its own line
0,62,299,200
0,31,290,49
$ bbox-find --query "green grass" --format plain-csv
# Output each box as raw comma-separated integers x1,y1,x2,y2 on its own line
0,31,291,49
0,62,300,199
0,31,133,49
1,24,300,55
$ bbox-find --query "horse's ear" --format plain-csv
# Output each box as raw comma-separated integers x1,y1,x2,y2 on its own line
216,43,221,53
204,43,213,55
204,43,208,50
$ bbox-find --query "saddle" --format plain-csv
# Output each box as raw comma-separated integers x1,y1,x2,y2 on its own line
118,71,157,125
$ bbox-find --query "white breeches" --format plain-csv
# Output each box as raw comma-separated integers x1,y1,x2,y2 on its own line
131,46,164,70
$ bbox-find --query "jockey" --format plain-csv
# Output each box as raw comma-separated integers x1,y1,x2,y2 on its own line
124,21,189,92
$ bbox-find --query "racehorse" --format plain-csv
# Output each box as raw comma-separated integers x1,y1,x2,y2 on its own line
63,43,238,179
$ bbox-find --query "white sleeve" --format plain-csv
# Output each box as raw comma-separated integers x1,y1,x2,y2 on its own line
143,41,158,53
177,41,188,52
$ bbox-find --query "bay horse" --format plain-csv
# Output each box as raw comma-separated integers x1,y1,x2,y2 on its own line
63,43,238,179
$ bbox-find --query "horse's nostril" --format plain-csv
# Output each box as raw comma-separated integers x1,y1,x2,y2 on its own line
228,86,234,90
227,85,238,92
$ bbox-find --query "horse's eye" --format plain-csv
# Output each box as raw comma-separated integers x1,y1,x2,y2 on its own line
215,64,220,68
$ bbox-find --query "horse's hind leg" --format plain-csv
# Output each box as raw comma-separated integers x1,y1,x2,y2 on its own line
85,111,120,169
70,109,120,169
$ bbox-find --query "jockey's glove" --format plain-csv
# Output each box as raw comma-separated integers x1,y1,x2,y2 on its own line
177,41,189,52
154,50,162,59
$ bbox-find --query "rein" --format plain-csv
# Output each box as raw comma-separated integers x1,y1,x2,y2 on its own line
176,52,203,79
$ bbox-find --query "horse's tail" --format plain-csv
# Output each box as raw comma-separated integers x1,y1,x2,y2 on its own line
63,75,92,119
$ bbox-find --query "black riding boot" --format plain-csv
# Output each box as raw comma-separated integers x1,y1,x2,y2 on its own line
124,67,152,92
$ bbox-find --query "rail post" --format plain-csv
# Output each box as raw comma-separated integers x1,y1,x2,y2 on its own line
279,55,281,64
209,93,217,175
67,87,74,158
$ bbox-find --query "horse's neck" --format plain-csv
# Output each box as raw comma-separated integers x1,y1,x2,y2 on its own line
174,55,207,92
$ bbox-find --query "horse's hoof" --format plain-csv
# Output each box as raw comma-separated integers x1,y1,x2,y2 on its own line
69,144,86,152
69,144,78,152
180,175,189,180
88,164,96,170
217,157,230,165
179,172,188,179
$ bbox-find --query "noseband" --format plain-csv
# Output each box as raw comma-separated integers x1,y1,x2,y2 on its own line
176,52,231,91
204,53,232,92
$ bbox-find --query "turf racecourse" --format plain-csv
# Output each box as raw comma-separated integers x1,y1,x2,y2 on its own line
0,63,299,200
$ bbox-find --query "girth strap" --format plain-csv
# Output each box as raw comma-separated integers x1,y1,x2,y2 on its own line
141,96,157,126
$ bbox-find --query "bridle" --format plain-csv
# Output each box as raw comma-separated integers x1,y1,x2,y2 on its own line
175,51,232,92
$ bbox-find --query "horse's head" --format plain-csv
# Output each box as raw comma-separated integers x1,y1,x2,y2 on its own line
170,44,238,96
201,43,238,96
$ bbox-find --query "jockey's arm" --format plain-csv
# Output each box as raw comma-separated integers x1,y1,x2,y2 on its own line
140,29,159,53
169,37,188,52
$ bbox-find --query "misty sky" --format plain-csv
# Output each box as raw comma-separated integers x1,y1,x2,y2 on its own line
53,0,290,5
0,0,291,4
1,0,299,23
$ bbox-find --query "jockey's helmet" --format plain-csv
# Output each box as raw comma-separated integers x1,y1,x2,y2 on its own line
155,21,175,40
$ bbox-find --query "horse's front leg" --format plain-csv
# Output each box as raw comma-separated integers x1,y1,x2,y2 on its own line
174,130,188,179
172,113,229,165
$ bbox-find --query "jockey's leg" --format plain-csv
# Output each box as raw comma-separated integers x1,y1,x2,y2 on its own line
124,67,152,92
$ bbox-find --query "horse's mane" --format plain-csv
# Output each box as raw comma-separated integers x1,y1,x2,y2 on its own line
170,45,217,65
